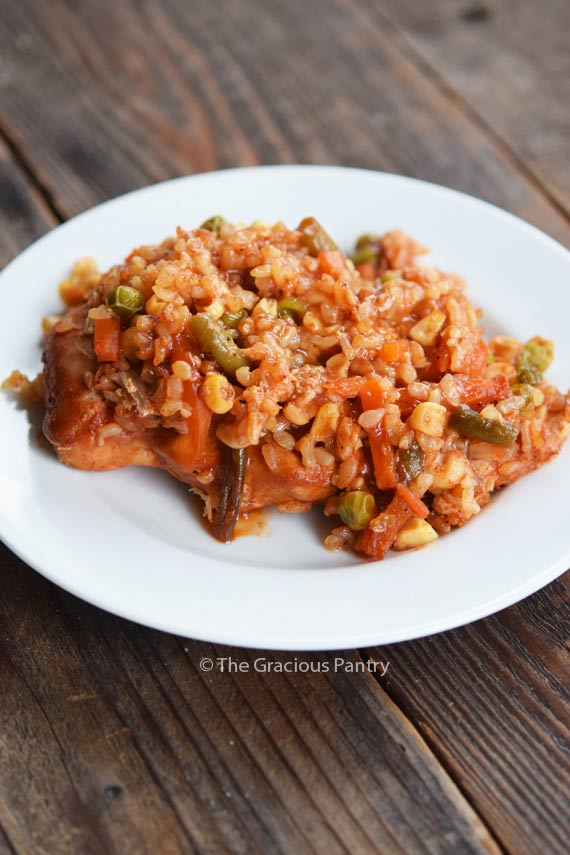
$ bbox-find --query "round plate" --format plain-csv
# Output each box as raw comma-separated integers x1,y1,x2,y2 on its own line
1,166,569,649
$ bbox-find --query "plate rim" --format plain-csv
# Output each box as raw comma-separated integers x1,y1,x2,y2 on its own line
1,164,569,649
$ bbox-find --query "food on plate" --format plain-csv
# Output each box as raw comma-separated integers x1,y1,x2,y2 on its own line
11,217,569,559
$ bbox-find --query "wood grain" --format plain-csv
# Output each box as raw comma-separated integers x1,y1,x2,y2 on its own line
0,138,56,264
1,0,570,852
368,574,570,853
0,0,568,244
0,553,502,855
375,0,570,218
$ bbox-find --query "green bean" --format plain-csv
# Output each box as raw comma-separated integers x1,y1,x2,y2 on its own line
221,309,248,329
200,215,226,232
277,297,307,322
189,313,248,377
298,217,338,255
397,442,424,482
106,285,145,321
449,405,519,447
338,491,376,531
213,447,248,542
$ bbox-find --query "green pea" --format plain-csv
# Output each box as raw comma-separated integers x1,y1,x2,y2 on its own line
515,336,554,384
396,442,424,482
106,285,145,321
338,491,377,531
522,337,554,372
351,246,378,266
516,364,542,386
200,215,226,232
355,233,379,250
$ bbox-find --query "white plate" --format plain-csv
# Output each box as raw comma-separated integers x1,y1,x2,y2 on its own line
1,166,569,650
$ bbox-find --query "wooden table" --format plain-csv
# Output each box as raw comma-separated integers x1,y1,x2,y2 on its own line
1,1,569,852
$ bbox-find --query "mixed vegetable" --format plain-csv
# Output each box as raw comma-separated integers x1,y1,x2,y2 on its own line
189,313,248,377
448,405,519,447
213,447,248,542
84,217,560,553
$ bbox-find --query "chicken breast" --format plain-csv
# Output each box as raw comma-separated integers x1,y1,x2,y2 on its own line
43,307,334,525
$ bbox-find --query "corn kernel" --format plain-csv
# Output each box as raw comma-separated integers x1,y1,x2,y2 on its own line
393,517,439,550
479,404,502,422
252,297,278,317
201,373,235,414
408,310,446,347
310,402,340,442
206,300,224,321
172,360,192,381
408,402,447,437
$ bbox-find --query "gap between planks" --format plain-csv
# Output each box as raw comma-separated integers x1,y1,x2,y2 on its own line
0,120,65,224
356,647,508,855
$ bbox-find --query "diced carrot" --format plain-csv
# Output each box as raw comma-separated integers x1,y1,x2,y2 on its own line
436,341,451,373
456,374,509,407
94,316,121,362
356,262,376,280
325,376,366,398
462,338,489,377
395,482,429,519
368,425,398,490
318,250,345,277
182,381,212,462
359,376,387,411
356,527,388,560
438,334,488,377
171,333,193,363
418,345,442,381
396,388,421,417
379,340,408,363
356,494,412,560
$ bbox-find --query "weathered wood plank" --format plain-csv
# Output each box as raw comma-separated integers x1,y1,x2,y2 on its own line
374,0,570,217
1,0,570,851
0,824,16,855
0,551,503,855
0,138,56,267
0,563,206,854
0,130,505,854
367,572,570,855
0,0,568,245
